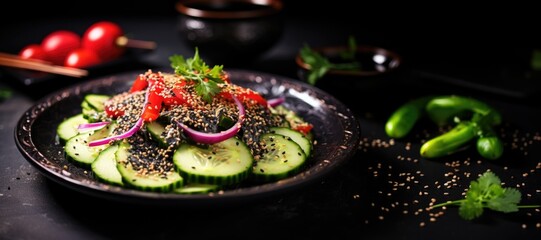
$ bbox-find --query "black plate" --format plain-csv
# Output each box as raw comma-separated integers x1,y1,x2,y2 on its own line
14,69,361,206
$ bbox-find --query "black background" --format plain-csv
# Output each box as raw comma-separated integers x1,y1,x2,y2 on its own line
2,1,541,239
4,1,541,73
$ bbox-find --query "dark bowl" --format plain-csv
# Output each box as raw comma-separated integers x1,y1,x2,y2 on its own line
176,0,284,65
295,45,402,104
296,45,402,77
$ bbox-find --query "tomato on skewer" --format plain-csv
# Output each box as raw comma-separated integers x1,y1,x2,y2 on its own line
19,44,50,62
82,21,125,62
41,30,81,66
64,48,101,68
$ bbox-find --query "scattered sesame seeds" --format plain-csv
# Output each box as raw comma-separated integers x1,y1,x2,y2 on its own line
357,121,541,229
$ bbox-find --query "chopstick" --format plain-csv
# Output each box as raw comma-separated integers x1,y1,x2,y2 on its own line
0,53,88,77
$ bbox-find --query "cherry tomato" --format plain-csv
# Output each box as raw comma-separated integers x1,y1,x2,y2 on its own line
64,48,101,68
82,21,125,62
41,30,81,65
18,44,50,62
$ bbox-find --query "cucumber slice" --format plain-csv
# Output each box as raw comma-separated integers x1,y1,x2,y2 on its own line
146,121,167,147
173,137,253,185
252,133,306,182
81,101,100,122
271,105,313,140
65,133,107,167
116,142,183,192
173,183,219,194
57,113,88,142
84,94,110,111
64,123,115,167
91,145,123,186
270,127,312,157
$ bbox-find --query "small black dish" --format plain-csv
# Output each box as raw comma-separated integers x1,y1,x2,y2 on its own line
297,45,401,78
176,0,284,65
296,45,402,104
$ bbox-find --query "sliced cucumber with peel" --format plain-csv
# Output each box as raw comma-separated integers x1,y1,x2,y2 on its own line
81,101,100,122
252,133,307,182
84,94,110,111
173,137,253,185
116,142,183,192
57,113,88,142
146,121,168,147
270,127,312,157
173,183,219,194
271,105,313,140
65,133,107,167
64,123,115,167
91,144,123,186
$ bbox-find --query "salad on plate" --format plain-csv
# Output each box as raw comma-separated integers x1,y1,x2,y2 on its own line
56,50,314,194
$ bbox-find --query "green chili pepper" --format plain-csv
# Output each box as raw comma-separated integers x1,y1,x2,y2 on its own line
388,95,504,160
426,95,501,126
420,122,478,158
476,135,504,160
421,111,505,159
385,96,433,138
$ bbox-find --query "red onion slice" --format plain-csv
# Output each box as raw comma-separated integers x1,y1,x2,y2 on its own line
88,118,143,147
88,90,150,147
267,97,285,107
177,96,245,144
77,121,110,132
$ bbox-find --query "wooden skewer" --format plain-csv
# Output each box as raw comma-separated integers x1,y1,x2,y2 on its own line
0,52,53,65
116,36,157,50
0,53,87,78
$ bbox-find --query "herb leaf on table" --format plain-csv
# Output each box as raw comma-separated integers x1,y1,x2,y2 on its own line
431,171,539,220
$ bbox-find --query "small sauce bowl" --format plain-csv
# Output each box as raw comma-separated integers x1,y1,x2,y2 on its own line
296,45,402,78
176,0,284,65
295,44,403,103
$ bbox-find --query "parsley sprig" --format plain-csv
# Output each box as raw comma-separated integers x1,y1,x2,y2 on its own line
300,36,361,85
169,48,224,103
431,171,540,220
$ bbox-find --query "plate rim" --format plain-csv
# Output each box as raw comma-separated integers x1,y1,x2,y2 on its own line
14,69,361,206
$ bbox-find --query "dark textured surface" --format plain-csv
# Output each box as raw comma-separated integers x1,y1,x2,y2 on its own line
2,4,541,239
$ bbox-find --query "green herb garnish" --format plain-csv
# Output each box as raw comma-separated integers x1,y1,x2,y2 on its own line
169,48,224,103
0,87,12,101
340,35,357,60
531,49,541,70
300,36,361,85
431,171,539,220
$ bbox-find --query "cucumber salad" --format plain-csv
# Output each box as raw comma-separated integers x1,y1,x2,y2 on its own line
56,51,314,194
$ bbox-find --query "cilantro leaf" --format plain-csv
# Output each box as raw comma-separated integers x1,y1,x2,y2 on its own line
300,45,331,85
299,37,362,85
487,188,521,213
169,48,224,102
476,171,501,190
340,35,357,60
169,54,186,70
195,80,220,103
459,198,484,220
431,171,540,221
